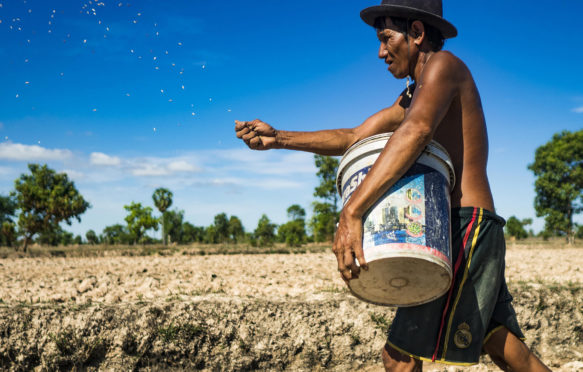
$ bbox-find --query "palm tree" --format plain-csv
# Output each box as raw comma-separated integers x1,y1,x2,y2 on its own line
152,188,173,245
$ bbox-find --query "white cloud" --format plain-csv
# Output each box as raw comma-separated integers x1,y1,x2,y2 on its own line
0,142,73,161
90,152,121,166
167,160,198,173
131,164,170,177
0,122,4,130
128,157,200,177
572,106,583,113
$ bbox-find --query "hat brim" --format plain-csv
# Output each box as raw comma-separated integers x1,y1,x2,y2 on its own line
360,5,457,39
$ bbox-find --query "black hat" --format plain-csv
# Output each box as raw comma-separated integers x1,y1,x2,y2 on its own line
361,0,457,39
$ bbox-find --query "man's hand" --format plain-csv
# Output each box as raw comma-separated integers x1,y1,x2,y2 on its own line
235,119,278,150
333,208,368,282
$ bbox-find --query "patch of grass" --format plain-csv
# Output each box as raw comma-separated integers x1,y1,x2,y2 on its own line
50,329,77,355
158,323,180,343
158,322,206,343
369,312,391,333
165,294,183,302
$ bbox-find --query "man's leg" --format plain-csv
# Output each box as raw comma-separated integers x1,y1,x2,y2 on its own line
381,344,423,372
483,327,551,372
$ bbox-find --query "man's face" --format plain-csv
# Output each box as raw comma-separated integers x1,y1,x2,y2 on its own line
376,17,410,79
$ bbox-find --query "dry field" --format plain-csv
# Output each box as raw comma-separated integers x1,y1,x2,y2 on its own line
0,242,582,371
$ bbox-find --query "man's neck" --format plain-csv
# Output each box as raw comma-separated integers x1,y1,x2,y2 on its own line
411,51,434,82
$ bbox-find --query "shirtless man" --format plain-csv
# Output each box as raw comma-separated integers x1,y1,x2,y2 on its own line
235,1,550,370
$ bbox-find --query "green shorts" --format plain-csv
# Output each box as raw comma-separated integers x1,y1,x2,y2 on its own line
387,207,525,366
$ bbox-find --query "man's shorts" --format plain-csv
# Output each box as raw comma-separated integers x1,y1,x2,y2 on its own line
386,207,525,366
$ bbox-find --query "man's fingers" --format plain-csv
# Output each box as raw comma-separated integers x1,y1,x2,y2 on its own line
241,131,256,142
354,248,369,271
343,248,358,279
234,120,247,131
249,136,262,148
338,268,352,282
236,127,251,138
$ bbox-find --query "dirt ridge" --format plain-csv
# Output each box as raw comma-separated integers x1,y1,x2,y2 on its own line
1,284,581,371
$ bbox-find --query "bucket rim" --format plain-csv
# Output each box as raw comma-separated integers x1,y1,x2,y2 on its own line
336,133,456,196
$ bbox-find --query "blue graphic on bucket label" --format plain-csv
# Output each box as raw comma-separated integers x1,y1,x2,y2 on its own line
340,163,451,260
362,172,427,247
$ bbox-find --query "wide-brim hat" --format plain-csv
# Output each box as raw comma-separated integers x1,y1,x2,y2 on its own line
361,0,457,39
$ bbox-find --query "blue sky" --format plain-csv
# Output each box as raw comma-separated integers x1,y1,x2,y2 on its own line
1,0,582,237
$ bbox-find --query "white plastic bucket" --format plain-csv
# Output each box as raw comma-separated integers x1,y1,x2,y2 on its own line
337,133,455,307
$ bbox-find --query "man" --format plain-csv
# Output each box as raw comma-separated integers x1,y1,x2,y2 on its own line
235,0,550,370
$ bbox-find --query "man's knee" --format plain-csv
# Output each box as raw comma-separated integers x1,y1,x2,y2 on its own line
484,327,530,368
381,344,422,372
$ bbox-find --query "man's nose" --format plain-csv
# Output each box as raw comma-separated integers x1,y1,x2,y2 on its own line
378,43,388,59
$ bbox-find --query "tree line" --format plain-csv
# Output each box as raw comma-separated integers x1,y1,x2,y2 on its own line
0,155,341,251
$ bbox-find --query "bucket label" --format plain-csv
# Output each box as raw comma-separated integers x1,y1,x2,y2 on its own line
342,163,451,262
363,170,428,246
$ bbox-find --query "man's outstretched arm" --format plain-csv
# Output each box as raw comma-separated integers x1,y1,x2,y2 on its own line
235,95,406,156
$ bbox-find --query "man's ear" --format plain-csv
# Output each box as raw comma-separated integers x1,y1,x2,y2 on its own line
411,20,425,46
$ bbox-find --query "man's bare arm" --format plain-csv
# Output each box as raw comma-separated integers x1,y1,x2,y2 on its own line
235,96,406,156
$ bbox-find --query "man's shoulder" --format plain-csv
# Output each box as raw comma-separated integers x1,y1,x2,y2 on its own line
423,50,469,83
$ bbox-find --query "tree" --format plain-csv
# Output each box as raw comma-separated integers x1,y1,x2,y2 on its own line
213,213,230,243
165,209,184,244
86,229,99,245
37,225,74,246
204,225,219,244
1,222,17,247
228,216,245,244
309,202,337,242
278,205,307,247
13,164,90,252
505,216,532,240
124,202,158,244
102,224,132,245
287,204,306,221
310,155,340,242
254,214,277,247
0,195,17,247
528,130,583,244
152,188,173,245
314,155,340,212
181,222,204,244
